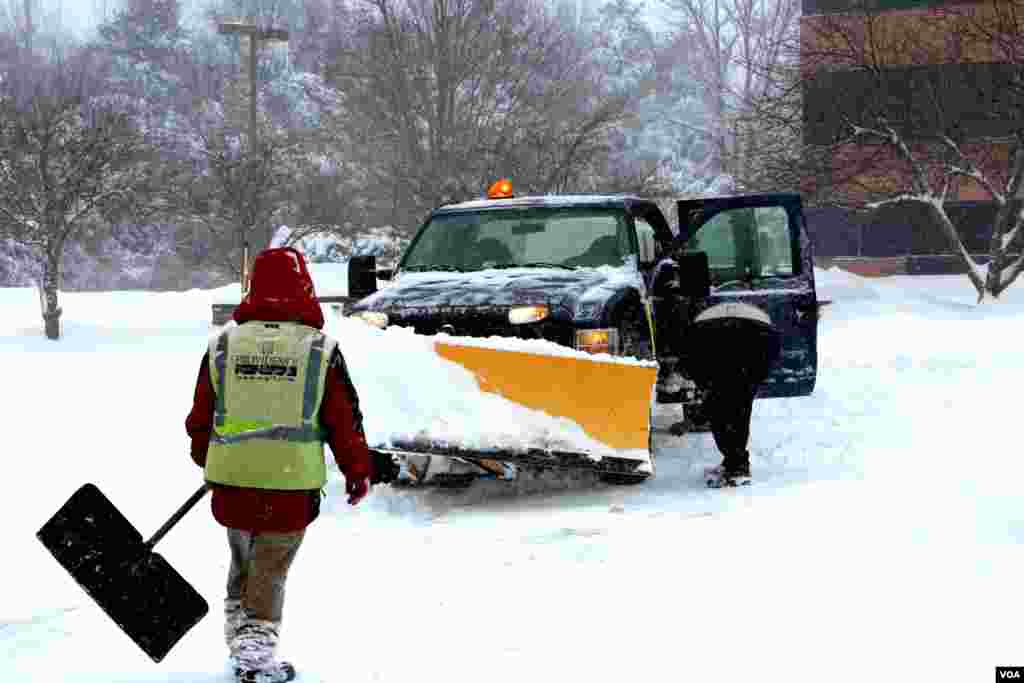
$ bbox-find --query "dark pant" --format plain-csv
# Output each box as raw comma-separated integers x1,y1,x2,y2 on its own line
704,376,759,467
682,319,782,468
226,529,305,622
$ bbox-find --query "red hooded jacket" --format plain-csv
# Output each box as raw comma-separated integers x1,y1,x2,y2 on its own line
186,248,372,532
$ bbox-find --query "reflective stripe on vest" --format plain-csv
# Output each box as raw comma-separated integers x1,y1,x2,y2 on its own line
205,322,336,491
213,332,228,429
303,334,325,423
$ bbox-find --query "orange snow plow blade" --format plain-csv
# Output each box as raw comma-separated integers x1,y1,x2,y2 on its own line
434,341,657,451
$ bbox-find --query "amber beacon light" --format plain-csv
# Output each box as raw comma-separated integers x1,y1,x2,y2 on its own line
487,178,514,199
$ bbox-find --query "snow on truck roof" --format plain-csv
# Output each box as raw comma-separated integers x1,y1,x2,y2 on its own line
435,194,647,212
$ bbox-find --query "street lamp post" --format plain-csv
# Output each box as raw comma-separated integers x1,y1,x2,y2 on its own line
216,21,288,147
216,19,289,292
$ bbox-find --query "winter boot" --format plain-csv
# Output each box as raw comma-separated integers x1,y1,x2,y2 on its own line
236,662,296,683
704,458,752,488
224,599,245,655
230,618,296,683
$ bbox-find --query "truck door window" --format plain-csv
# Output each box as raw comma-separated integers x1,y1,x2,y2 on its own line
685,206,794,284
633,217,657,265
754,206,794,277
685,211,740,284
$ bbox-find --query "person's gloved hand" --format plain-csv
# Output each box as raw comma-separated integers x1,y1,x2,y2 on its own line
369,450,400,485
346,477,370,506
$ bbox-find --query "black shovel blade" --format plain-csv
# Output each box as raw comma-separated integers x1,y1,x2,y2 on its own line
36,483,209,663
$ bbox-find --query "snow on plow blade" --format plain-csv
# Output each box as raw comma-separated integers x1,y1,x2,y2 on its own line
382,341,658,482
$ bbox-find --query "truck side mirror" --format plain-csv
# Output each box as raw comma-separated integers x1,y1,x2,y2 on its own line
348,255,378,300
677,251,711,299
376,267,394,281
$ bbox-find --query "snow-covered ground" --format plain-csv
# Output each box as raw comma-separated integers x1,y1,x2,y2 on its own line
3,269,1022,682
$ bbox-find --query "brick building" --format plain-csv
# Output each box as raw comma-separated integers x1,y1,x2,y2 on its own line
798,0,1023,263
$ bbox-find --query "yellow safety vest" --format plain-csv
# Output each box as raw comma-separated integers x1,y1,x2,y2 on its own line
204,321,337,490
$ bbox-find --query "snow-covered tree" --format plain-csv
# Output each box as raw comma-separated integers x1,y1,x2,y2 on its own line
570,0,678,195
0,50,163,337
94,0,191,102
272,224,409,265
659,0,800,187
322,0,641,231
171,96,308,277
632,36,736,195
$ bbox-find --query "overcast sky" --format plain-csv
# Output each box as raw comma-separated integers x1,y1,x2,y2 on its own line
22,0,96,38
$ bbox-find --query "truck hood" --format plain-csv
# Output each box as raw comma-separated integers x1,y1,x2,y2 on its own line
353,266,643,314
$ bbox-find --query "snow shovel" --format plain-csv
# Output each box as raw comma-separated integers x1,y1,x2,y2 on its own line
36,482,211,663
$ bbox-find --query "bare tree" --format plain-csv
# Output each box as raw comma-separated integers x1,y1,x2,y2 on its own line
800,0,1024,300
0,49,160,338
174,103,306,278
323,0,637,230
660,0,799,181
725,38,854,202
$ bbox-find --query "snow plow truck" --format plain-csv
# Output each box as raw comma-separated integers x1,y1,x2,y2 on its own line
347,180,821,486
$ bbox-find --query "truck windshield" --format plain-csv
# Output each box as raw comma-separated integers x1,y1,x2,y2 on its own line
400,207,636,272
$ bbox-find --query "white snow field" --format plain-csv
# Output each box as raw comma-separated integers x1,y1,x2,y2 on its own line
3,268,1023,683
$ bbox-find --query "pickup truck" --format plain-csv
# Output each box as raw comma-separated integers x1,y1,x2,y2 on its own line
346,183,820,482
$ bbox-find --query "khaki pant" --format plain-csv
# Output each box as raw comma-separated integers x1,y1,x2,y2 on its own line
226,528,305,622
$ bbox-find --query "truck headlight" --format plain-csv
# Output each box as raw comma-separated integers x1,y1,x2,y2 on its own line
508,305,549,325
575,328,619,355
353,311,389,328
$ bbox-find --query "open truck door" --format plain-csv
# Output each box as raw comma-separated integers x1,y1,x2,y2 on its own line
676,193,818,398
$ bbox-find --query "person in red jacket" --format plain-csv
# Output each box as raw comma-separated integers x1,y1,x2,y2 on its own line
187,247,372,683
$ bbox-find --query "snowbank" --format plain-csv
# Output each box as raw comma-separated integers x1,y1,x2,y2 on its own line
814,266,881,304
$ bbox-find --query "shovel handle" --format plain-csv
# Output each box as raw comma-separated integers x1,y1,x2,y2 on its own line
144,483,211,551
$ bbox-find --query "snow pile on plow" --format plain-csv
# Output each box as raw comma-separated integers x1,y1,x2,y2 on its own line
322,315,655,461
